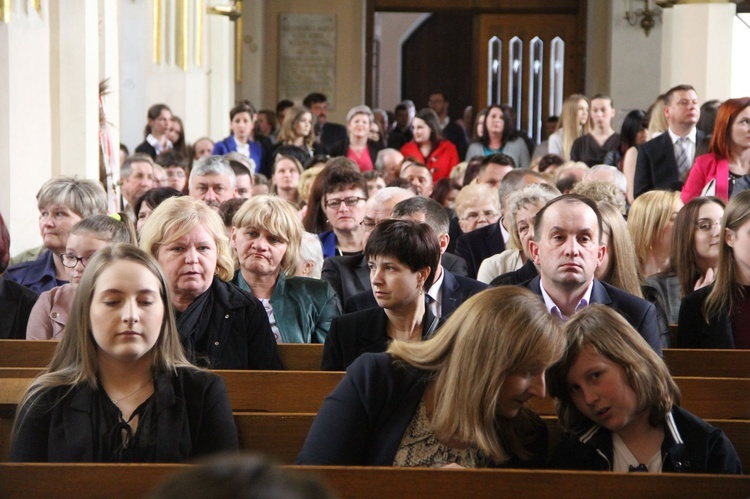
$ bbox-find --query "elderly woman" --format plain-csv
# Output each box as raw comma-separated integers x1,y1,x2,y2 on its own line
300,286,564,466
140,196,282,369
5,176,107,294
327,105,383,172
453,182,501,234
296,232,325,279
317,162,369,258
230,195,339,343
477,183,560,284
321,219,441,371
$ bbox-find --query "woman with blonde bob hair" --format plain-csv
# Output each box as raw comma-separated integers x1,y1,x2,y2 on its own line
230,195,338,343
548,305,740,473
140,196,281,369
10,244,238,462
299,286,565,467
627,190,683,277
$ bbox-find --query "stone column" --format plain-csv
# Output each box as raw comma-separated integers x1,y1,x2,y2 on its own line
660,0,736,100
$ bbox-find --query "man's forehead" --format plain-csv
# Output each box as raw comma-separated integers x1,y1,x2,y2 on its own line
542,201,598,229
195,173,230,185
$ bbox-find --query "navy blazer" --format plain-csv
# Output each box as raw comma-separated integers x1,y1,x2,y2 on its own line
344,269,487,319
10,368,238,462
633,129,706,198
299,353,548,466
322,253,472,308
454,222,506,279
523,277,663,355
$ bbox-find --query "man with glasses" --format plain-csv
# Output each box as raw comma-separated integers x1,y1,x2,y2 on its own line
634,84,703,198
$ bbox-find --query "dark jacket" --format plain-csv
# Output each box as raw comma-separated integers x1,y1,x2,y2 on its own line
299,353,548,466
550,406,742,474
322,254,471,309
454,222,506,279
633,130,706,198
4,250,67,295
231,271,339,344
491,259,538,287
179,277,282,370
326,138,383,166
523,277,663,355
0,278,38,339
10,368,239,462
677,284,734,348
344,268,487,319
321,307,441,371
135,140,158,160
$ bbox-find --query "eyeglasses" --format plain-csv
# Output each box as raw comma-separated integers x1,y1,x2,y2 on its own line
695,220,721,233
326,196,366,210
60,253,91,268
461,210,499,222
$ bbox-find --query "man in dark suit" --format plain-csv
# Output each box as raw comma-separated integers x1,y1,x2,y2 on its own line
634,84,704,198
455,162,549,278
303,92,347,150
428,90,469,159
345,197,486,317
526,194,663,354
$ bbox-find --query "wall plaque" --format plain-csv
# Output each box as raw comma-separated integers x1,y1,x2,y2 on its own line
278,13,336,108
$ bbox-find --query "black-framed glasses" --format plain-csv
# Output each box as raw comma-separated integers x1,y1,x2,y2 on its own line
695,220,721,233
326,196,366,210
60,253,91,268
360,220,377,232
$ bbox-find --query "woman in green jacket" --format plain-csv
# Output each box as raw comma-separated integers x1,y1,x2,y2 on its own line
231,195,339,343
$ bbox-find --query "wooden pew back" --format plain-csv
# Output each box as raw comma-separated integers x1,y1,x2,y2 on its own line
0,463,748,499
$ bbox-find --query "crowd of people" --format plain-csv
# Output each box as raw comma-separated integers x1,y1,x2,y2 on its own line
0,86,746,475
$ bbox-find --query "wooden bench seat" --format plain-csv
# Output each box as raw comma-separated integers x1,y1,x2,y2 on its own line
0,463,748,498
0,341,325,371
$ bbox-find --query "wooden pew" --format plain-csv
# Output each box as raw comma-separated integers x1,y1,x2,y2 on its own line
0,463,748,499
232,412,750,474
663,349,750,378
0,341,325,371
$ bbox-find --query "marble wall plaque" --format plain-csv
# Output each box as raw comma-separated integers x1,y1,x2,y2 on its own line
278,13,336,108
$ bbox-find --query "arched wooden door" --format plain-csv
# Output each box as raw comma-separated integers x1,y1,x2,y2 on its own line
476,13,585,143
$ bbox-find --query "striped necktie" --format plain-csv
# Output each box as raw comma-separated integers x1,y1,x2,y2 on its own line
676,137,691,178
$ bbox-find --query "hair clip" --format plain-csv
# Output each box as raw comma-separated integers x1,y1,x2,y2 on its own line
109,213,122,222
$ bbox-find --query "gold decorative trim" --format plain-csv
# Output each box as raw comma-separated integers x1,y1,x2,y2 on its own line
195,0,203,66
0,0,11,24
176,0,188,70
32,0,41,14
235,1,243,83
153,0,162,64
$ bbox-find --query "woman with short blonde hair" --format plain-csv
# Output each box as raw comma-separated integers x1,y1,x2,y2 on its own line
140,196,281,369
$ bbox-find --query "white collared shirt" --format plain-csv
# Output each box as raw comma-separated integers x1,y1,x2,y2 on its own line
426,266,445,318
539,279,594,321
499,219,510,244
146,134,173,156
667,127,697,167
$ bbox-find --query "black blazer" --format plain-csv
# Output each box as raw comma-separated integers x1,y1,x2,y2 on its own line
633,130,706,198
523,277,663,355
134,141,157,160
344,269,487,319
491,259,539,287
321,307,440,371
454,222,506,279
677,285,734,348
0,278,38,339
326,138,383,163
321,254,370,308
10,368,239,462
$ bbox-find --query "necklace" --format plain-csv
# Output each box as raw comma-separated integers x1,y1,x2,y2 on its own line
109,378,153,406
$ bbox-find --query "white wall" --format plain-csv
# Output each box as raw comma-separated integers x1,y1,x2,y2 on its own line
374,12,427,113
731,14,750,97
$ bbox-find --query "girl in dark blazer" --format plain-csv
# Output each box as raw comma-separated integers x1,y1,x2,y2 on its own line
678,190,750,349
322,219,441,371
10,244,238,462
548,305,740,474
300,286,564,466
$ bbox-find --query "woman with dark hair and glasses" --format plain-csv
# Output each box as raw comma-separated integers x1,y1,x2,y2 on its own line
317,161,369,259
400,108,459,182
322,219,441,371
